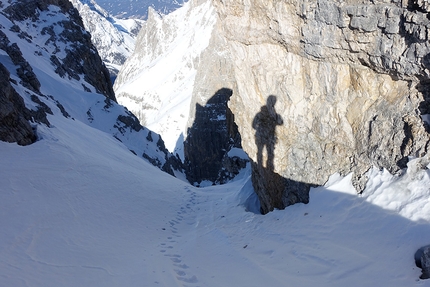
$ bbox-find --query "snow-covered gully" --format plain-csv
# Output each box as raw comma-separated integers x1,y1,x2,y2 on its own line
1,115,430,286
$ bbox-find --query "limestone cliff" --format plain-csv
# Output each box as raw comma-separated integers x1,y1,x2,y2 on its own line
212,0,430,213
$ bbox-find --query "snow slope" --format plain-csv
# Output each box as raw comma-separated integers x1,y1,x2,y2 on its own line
1,111,430,286
114,0,216,153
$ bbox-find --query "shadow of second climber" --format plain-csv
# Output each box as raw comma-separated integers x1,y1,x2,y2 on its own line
252,95,283,171
252,95,311,214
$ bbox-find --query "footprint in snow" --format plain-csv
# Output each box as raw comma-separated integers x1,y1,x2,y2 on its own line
170,257,182,263
177,275,198,284
174,263,189,269
175,269,186,276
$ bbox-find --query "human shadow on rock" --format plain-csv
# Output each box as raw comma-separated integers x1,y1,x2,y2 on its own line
252,95,283,171
252,95,311,214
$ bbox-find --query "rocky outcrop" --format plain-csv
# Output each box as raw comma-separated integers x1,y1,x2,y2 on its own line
0,0,115,146
0,63,36,146
4,0,115,101
416,245,430,279
184,88,244,185
422,246,430,279
182,14,247,185
212,0,430,213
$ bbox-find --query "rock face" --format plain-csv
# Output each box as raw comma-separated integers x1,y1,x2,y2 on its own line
114,0,429,212
422,246,430,279
212,0,430,213
0,0,114,146
0,63,36,146
3,0,115,100
416,245,430,279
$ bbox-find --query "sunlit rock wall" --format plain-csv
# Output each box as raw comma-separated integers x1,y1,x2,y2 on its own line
213,0,430,213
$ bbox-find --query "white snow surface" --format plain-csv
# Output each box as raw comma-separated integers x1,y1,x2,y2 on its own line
228,147,249,159
114,0,217,153
2,115,430,286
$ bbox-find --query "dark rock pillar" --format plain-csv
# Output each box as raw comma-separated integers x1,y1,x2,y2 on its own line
184,88,244,185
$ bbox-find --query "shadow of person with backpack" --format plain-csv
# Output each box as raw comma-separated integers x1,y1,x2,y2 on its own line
252,95,284,171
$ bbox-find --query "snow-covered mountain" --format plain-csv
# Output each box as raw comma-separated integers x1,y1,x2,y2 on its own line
70,0,143,80
112,0,244,185
95,0,186,19
0,0,181,176
114,0,217,154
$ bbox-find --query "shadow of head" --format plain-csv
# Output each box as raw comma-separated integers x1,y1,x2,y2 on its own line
267,94,277,107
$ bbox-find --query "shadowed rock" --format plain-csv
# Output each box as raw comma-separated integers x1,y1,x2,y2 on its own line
0,63,36,146
184,88,245,185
